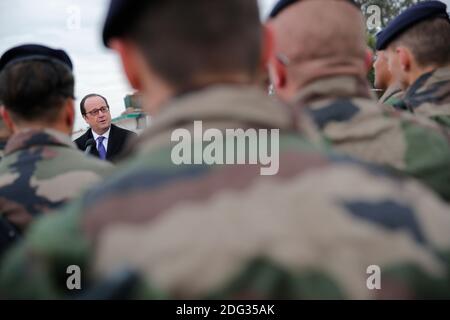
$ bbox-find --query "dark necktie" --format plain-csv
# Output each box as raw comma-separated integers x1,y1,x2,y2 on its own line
97,136,107,160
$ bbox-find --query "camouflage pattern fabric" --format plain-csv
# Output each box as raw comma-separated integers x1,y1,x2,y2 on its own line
1,86,450,299
0,129,113,234
0,141,6,161
379,84,404,108
395,67,450,129
296,75,450,202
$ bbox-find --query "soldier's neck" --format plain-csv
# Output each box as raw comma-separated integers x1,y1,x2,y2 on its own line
408,65,438,87
14,122,71,137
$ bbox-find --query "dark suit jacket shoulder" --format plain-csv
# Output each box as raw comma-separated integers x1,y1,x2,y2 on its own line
74,124,137,162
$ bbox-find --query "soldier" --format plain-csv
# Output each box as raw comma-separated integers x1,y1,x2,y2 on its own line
1,0,450,300
376,1,450,128
0,44,113,236
373,49,404,107
268,0,450,202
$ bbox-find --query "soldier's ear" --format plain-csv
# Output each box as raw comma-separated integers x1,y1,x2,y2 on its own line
0,107,16,133
110,39,143,91
397,46,412,72
261,24,274,71
265,23,287,91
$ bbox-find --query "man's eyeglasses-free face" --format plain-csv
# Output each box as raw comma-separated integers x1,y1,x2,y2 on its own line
84,106,110,117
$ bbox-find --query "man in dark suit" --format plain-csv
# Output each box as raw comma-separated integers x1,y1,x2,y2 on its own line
75,94,137,162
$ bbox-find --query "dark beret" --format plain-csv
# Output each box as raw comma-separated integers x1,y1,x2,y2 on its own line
269,0,359,19
102,0,154,47
0,44,73,73
376,1,450,51
269,0,297,18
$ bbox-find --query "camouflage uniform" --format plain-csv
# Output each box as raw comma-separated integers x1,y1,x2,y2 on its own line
395,67,450,129
296,75,450,202
379,84,404,107
0,128,113,235
1,86,450,299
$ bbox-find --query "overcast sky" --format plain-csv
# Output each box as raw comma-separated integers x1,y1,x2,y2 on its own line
0,0,448,131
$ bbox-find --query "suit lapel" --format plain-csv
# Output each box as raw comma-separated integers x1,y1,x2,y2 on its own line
106,125,119,160
88,129,100,158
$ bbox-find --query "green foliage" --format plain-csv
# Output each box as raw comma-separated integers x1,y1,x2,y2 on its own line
367,33,376,51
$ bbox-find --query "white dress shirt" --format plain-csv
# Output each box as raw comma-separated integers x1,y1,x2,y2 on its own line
92,127,111,153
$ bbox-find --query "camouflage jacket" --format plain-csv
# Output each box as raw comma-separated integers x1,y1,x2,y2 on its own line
1,86,450,300
0,129,113,234
379,84,404,107
296,75,450,202
396,67,450,129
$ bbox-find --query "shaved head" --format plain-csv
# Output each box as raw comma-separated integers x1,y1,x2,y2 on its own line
269,0,367,91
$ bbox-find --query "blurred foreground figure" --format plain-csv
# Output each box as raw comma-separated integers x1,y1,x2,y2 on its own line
1,0,450,299
268,0,450,202
373,49,404,106
0,45,112,248
377,1,450,128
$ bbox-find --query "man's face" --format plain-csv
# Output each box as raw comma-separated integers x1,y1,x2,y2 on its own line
373,51,391,90
386,47,408,90
83,96,112,135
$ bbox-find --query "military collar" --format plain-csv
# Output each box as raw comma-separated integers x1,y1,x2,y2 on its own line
402,66,450,110
429,66,450,82
406,66,450,96
379,84,404,105
4,128,76,156
293,75,374,107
